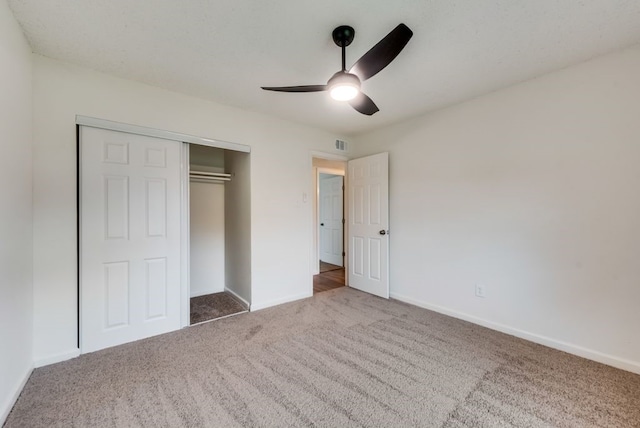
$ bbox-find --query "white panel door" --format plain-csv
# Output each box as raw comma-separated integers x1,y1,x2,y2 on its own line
348,152,389,298
319,175,344,267
81,126,182,353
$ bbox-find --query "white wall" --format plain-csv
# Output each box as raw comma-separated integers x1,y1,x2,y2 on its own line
0,1,33,422
32,55,345,363
353,45,640,373
189,181,225,297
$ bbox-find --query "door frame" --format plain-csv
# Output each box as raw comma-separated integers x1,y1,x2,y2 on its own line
310,151,349,290
179,143,190,327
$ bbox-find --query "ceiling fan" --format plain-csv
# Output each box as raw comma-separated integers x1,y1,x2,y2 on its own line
261,23,413,116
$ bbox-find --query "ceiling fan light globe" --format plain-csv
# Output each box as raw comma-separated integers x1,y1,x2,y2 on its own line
330,84,359,101
327,71,361,101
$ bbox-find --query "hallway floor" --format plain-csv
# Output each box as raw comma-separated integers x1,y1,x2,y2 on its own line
313,262,345,294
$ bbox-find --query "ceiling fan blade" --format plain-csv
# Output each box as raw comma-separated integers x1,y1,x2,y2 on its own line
348,23,413,81
261,85,327,93
349,92,379,116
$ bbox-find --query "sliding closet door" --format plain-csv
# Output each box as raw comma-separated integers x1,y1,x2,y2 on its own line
80,127,182,353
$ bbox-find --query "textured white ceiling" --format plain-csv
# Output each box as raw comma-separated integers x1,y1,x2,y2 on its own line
8,0,640,136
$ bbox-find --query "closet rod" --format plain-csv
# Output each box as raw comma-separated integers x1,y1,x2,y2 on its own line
189,171,231,178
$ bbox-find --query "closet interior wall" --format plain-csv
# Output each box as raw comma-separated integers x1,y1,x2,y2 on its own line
189,145,226,298
223,150,251,306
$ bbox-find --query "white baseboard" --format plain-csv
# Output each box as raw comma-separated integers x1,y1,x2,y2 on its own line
35,348,80,368
250,291,312,312
1,364,33,425
224,287,250,309
390,292,640,375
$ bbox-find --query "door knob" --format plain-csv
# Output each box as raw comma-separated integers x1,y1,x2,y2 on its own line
379,230,388,235
320,223,325,226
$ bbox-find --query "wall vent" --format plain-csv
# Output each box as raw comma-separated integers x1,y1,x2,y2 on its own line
335,139,348,151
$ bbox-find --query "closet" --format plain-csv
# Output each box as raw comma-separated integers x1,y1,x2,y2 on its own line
79,119,252,353
188,145,249,324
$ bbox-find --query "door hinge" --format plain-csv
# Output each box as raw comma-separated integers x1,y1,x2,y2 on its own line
342,252,346,257
342,218,345,224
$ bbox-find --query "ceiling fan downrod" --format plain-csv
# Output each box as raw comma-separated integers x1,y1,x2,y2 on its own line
331,25,355,72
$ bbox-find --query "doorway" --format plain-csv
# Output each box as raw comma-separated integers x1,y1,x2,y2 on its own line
319,173,344,267
312,156,347,294
310,151,391,299
188,144,249,324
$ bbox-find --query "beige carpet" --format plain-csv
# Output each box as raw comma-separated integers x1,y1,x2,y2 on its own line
6,288,640,427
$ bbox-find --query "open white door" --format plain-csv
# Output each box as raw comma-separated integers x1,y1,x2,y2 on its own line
348,152,389,298
80,127,182,353
319,174,344,267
